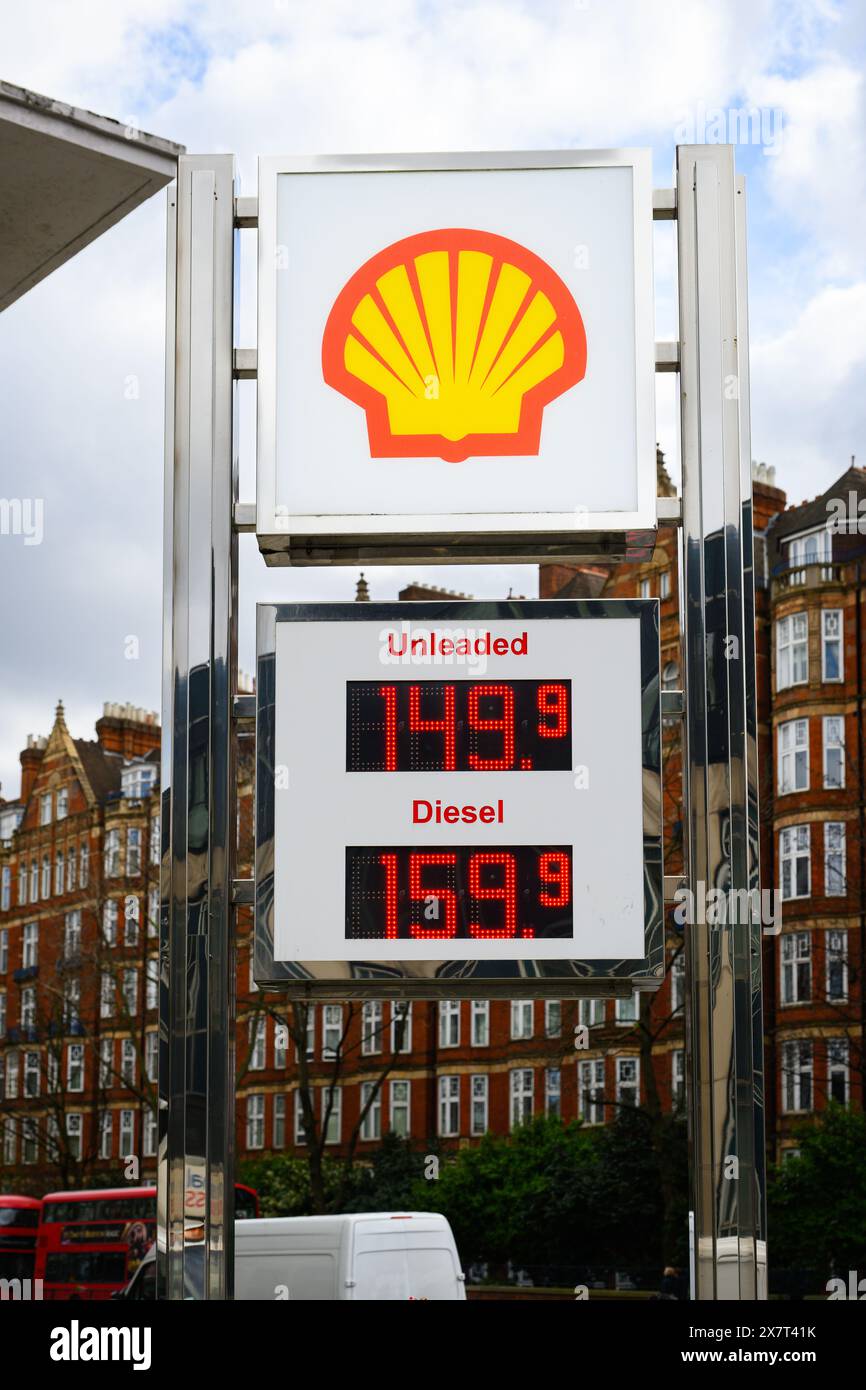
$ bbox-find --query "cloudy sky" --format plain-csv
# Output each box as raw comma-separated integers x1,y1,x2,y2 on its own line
1,0,864,795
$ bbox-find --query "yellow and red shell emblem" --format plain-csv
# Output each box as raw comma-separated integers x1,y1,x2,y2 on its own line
322,228,587,462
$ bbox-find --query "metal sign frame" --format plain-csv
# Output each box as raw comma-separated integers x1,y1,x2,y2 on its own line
160,144,766,1302
253,597,663,997
255,149,657,566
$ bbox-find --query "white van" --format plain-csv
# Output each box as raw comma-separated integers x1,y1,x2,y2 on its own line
235,1212,466,1301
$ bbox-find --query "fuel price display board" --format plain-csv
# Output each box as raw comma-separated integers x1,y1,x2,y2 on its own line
255,600,663,997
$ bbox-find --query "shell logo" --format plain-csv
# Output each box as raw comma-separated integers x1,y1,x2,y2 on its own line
321,228,587,463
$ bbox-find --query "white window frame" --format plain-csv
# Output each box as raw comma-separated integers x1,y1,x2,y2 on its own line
578,1058,605,1125
103,899,118,946
0,929,6,973
126,827,142,877
67,1043,85,1093
778,719,809,794
470,1074,488,1135
104,829,121,878
67,1113,83,1161
64,910,81,959
40,792,52,826
579,998,606,1027
780,825,811,901
776,612,808,690
822,716,845,789
615,993,638,1023
56,787,68,820
273,1094,286,1148
470,1000,489,1046
827,1038,850,1106
143,1108,158,1157
145,956,159,1010
124,895,140,946
99,1037,114,1088
24,1050,40,1097
246,1095,265,1150
781,931,812,1005
509,1068,534,1129
22,922,38,969
123,967,138,1016
99,1110,113,1160
391,1002,412,1054
55,851,64,896
322,1004,343,1060
119,1109,135,1158
145,1030,158,1082
359,1080,382,1142
782,1039,813,1114
639,577,651,599
510,999,533,1040
20,985,36,1032
100,971,114,1019
826,928,849,1001
824,821,847,897
545,1067,561,1117
660,570,671,599
5,1051,19,1099
544,1000,562,1038
615,1055,639,1108
821,609,844,682
121,1038,136,1086
389,1078,411,1137
439,1000,460,1048
438,1075,460,1136
249,1016,266,1070
321,1086,341,1144
79,842,89,887
66,847,76,893
361,1000,382,1056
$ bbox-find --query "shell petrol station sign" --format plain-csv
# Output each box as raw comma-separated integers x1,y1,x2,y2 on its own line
255,151,657,565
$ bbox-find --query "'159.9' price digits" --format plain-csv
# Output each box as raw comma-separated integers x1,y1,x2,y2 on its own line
345,845,573,941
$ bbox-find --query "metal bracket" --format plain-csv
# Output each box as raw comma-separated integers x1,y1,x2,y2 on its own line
653,188,676,221
656,495,683,527
232,879,255,906
655,340,680,373
232,348,257,379
233,502,256,533
232,695,256,724
664,874,686,903
661,689,685,717
234,195,258,228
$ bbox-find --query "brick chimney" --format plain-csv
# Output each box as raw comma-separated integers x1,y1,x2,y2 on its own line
20,734,47,803
95,703,160,759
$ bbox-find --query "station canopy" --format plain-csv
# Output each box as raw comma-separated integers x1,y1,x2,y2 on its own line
0,79,182,311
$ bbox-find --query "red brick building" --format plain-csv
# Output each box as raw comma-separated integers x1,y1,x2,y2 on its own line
1,457,862,1194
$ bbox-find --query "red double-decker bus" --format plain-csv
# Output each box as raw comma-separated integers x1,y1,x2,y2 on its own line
35,1183,258,1299
0,1194,41,1285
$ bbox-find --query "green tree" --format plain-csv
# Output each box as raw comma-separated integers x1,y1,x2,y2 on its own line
768,1105,866,1282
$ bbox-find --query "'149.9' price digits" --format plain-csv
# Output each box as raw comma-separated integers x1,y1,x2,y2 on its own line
346,679,572,772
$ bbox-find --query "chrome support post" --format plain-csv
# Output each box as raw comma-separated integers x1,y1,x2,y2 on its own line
676,145,766,1299
158,154,239,1300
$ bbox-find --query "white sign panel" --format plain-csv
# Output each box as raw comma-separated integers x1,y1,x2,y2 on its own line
255,601,662,993
256,152,656,564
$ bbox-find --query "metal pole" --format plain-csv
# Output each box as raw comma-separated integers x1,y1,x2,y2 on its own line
158,154,238,1299
677,144,766,1299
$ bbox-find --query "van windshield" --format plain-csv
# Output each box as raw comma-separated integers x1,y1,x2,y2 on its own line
354,1247,456,1301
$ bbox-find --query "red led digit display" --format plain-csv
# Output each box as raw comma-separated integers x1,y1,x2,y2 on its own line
345,846,573,941
347,680,571,772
